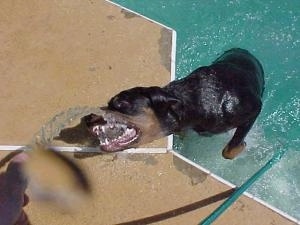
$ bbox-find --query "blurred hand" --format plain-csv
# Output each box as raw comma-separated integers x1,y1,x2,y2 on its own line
0,153,29,225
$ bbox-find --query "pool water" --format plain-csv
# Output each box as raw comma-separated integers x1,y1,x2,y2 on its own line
113,0,300,220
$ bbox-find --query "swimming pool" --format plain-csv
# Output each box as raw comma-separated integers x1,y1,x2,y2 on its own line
113,0,300,220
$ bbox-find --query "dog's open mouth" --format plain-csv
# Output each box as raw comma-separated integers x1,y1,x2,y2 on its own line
83,113,140,152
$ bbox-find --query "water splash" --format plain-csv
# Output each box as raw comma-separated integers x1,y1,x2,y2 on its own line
32,106,103,146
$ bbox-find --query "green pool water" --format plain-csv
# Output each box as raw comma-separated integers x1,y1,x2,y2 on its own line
113,0,300,220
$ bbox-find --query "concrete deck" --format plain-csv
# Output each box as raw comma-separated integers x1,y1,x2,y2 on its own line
0,0,297,224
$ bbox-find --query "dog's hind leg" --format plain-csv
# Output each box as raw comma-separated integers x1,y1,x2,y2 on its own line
222,120,255,159
222,92,262,159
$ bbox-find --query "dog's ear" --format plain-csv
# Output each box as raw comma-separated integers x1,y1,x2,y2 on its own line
147,88,182,114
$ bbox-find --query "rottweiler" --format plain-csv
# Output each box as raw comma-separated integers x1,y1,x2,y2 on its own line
85,48,264,159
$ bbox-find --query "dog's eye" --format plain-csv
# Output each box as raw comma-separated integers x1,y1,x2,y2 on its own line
109,97,132,111
115,100,130,110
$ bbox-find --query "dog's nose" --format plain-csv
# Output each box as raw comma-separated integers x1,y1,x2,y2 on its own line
83,114,106,127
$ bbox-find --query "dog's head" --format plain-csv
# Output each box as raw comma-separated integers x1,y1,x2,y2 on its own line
108,87,182,130
83,87,182,152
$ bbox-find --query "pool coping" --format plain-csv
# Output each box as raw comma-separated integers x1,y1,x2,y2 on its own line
1,0,299,224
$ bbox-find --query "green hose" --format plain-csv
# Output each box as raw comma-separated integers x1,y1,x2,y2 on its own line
199,148,286,225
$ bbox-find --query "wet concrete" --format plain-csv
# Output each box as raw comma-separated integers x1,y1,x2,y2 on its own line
159,28,173,72
173,155,208,185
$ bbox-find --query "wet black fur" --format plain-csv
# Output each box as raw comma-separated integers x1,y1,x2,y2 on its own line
107,48,264,153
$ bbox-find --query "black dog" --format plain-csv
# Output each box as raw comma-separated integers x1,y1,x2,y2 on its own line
104,48,264,159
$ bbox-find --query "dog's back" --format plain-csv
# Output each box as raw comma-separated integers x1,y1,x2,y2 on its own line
212,48,264,97
163,48,264,133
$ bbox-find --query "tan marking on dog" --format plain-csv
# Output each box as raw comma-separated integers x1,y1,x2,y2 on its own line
222,142,246,159
126,108,166,147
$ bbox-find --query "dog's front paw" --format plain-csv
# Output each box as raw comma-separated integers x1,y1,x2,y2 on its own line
222,142,246,160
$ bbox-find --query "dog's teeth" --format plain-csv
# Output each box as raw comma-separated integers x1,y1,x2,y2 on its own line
92,126,101,135
121,125,128,130
101,126,106,132
99,138,105,145
125,128,134,135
